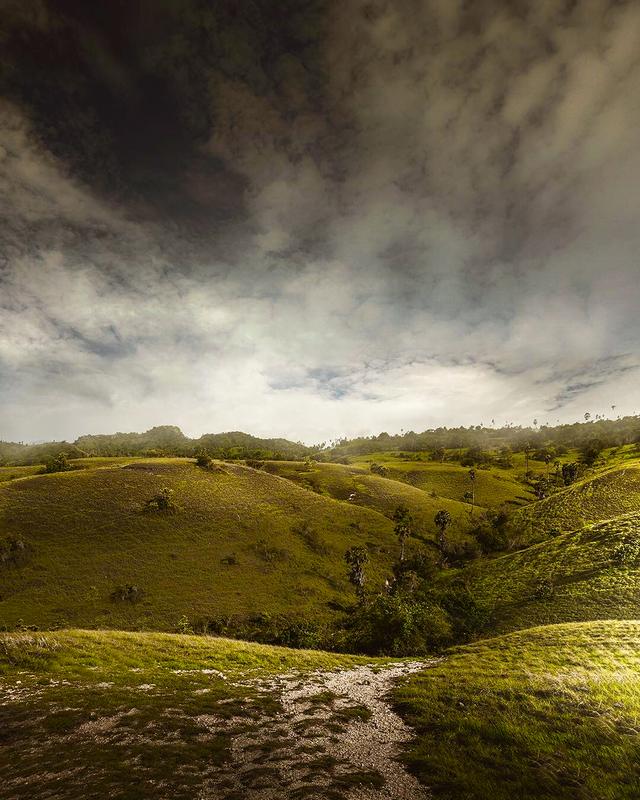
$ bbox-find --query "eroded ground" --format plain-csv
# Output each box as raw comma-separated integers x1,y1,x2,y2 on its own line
0,661,431,799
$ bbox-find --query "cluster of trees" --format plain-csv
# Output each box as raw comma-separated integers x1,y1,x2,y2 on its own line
0,426,313,466
325,415,640,461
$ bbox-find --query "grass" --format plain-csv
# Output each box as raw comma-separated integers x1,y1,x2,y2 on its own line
449,513,640,633
0,458,402,631
348,452,534,507
0,629,380,800
394,620,640,800
510,461,640,543
264,460,478,545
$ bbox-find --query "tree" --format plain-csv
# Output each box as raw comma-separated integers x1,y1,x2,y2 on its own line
561,462,579,486
584,412,591,422
434,510,452,567
468,469,476,514
392,505,414,561
523,442,531,474
344,546,368,601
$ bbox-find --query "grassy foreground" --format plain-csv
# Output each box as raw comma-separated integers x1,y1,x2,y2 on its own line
394,620,640,800
0,630,376,800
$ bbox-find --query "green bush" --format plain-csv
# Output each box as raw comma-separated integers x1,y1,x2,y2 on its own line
345,594,453,655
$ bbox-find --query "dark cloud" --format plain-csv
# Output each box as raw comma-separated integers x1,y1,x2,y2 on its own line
1,0,640,441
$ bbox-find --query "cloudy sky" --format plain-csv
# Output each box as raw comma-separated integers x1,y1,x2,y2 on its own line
1,0,640,444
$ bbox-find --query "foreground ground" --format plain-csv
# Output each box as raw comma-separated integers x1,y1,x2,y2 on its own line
2,625,640,799
0,630,427,800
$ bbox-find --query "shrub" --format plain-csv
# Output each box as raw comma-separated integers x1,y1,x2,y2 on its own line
533,578,555,600
370,462,388,476
111,585,144,603
345,594,453,655
194,450,213,469
251,539,289,564
0,537,29,568
175,615,194,634
292,520,330,555
439,583,492,639
612,537,640,566
144,487,178,513
43,452,71,474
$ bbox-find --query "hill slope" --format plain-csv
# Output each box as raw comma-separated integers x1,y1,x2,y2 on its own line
455,513,640,633
394,620,640,800
349,452,533,507
264,460,476,545
0,459,400,632
510,462,640,543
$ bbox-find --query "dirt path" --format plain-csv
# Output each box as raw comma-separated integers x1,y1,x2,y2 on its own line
200,660,432,799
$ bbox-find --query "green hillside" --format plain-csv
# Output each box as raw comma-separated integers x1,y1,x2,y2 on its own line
453,513,640,633
394,621,640,800
0,459,401,632
264,460,475,544
510,461,640,543
349,453,533,507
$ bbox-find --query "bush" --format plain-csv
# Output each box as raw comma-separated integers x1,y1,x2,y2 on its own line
612,537,640,566
533,578,555,600
0,537,29,568
175,615,194,634
439,583,492,639
43,452,71,474
370,462,388,476
144,487,178,513
345,594,453,655
111,585,144,603
251,539,289,565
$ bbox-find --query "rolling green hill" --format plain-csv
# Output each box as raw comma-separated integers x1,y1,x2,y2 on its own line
510,461,640,543
348,453,533,507
394,620,640,800
0,459,402,632
453,513,640,633
264,460,476,545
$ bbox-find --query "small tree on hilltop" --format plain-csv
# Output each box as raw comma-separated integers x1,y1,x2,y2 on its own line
344,546,368,601
392,505,414,561
434,509,452,567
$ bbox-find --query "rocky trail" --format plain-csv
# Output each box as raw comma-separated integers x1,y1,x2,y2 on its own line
201,660,433,799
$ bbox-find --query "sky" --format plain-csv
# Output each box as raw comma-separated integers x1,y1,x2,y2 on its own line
1,0,640,444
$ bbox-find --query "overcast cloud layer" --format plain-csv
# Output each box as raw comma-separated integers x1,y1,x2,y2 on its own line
1,0,640,444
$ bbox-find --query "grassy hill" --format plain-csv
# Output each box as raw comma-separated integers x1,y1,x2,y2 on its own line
394,620,640,800
452,513,640,633
348,452,533,508
0,459,402,632
510,461,640,543
264,460,475,545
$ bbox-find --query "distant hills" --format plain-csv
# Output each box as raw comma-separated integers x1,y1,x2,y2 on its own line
2,413,640,466
0,425,312,465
